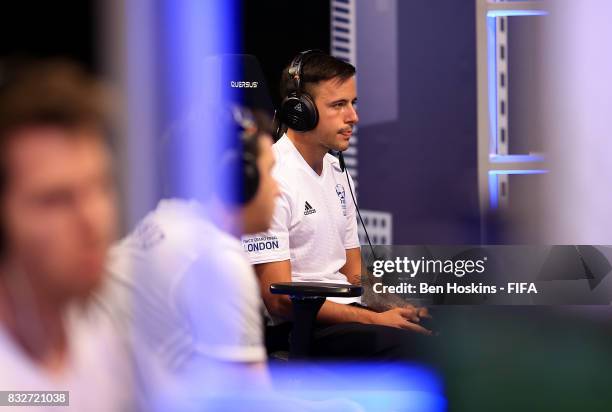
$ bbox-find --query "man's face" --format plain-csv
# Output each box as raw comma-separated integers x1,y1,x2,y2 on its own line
2,126,117,300
243,134,279,234
310,76,358,152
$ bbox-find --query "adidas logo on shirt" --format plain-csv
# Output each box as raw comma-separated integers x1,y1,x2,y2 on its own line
304,201,316,215
294,103,303,112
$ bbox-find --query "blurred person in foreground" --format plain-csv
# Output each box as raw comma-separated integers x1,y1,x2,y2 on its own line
100,107,280,407
101,107,361,412
0,60,130,410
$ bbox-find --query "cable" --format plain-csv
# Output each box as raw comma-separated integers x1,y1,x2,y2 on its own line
340,152,378,262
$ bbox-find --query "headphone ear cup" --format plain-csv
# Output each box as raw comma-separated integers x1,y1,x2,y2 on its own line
279,93,318,132
217,151,259,205
299,93,318,130
242,152,260,204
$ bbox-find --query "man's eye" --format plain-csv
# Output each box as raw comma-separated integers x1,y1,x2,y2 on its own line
36,191,73,208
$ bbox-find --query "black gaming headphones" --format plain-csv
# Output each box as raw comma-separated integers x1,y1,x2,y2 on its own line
278,50,322,132
218,106,261,205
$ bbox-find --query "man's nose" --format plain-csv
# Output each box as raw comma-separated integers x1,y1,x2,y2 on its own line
75,190,112,245
346,104,358,124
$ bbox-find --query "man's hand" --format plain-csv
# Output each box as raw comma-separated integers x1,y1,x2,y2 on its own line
371,307,433,335
415,306,431,319
401,304,431,320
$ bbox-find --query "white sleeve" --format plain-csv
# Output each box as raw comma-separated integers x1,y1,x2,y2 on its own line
173,251,266,363
344,171,361,250
241,185,292,264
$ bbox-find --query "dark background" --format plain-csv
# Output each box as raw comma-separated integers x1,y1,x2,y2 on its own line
0,0,330,104
241,0,331,107
0,1,97,72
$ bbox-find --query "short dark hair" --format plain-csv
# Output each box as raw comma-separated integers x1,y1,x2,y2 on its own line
280,52,356,99
0,59,112,194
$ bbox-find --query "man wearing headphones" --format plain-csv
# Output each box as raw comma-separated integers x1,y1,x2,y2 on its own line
100,107,279,401
242,51,431,360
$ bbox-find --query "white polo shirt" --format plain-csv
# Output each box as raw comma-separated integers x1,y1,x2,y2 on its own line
0,305,132,412
100,199,266,376
242,134,361,304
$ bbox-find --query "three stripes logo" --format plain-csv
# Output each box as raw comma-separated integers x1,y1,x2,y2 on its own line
304,201,316,215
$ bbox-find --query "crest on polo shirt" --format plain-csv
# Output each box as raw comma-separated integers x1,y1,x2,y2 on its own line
335,184,347,216
133,220,165,250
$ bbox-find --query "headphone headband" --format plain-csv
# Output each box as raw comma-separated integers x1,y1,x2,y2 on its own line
287,49,323,95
